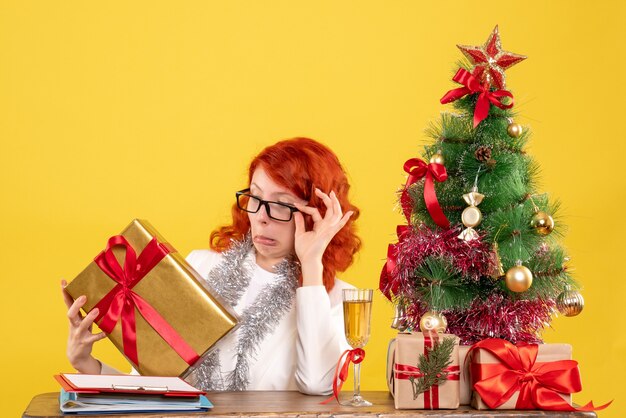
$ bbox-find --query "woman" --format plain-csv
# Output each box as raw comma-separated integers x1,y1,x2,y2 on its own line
62,137,361,395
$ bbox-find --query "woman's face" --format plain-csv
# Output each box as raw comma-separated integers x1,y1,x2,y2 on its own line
247,166,304,269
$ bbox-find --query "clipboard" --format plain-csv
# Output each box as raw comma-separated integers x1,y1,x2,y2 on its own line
54,373,205,397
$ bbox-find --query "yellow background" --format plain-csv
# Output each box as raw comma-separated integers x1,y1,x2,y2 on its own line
1,1,623,416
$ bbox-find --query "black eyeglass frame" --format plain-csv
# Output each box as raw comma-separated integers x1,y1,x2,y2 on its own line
235,188,300,222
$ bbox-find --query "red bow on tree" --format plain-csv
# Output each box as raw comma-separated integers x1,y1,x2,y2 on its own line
400,158,450,229
381,159,449,301
440,68,514,128
379,225,410,300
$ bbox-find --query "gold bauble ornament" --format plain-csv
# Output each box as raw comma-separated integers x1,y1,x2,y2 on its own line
505,262,533,292
507,122,523,138
530,211,555,235
419,311,448,334
461,206,483,228
556,288,584,317
429,151,445,165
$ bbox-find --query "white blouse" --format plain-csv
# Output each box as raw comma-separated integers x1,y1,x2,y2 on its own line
185,249,353,395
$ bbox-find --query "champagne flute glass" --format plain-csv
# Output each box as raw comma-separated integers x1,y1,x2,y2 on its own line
342,288,373,407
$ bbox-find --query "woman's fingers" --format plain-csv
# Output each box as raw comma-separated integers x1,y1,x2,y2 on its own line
87,332,107,344
314,188,335,219
294,202,322,223
77,308,100,333
294,211,305,236
323,210,353,238
61,279,75,310
67,295,86,327
337,211,354,230
62,280,91,330
292,192,353,267
295,189,349,234
329,190,343,221
316,188,345,224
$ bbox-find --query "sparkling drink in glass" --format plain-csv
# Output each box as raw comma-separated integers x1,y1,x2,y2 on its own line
342,288,373,406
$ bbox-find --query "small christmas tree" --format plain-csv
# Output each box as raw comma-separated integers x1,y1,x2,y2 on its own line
381,26,584,345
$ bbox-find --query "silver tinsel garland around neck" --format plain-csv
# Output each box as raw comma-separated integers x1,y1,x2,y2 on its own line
185,234,300,391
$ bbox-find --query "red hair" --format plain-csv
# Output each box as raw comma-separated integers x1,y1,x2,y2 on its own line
210,137,361,292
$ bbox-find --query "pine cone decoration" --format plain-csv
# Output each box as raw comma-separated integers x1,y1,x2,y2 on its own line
474,146,492,162
475,146,496,168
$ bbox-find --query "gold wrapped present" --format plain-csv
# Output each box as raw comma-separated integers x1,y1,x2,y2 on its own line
66,219,238,377
387,332,460,409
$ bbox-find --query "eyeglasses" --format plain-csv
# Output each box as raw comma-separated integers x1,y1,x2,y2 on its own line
235,188,300,222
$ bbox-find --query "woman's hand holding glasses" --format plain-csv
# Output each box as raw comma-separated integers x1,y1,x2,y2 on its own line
293,188,353,286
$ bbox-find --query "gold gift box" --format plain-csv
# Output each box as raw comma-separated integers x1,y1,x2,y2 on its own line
66,219,238,377
387,332,460,409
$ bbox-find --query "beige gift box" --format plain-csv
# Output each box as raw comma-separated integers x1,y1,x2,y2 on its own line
387,332,460,409
458,344,472,405
470,342,573,410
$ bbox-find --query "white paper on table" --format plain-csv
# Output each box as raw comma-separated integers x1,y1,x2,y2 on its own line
61,373,202,393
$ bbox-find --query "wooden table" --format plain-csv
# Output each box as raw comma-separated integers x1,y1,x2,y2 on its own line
23,391,597,418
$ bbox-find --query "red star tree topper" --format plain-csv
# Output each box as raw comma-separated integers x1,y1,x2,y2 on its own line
457,25,527,89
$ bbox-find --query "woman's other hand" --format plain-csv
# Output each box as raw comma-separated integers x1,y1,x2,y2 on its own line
293,188,353,286
61,279,106,374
